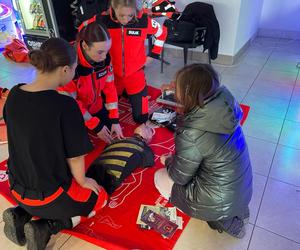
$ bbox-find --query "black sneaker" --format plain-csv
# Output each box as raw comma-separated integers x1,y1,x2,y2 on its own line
207,216,245,239
24,219,51,250
2,207,32,246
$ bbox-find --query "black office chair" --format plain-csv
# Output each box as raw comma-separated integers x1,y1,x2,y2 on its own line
161,23,210,73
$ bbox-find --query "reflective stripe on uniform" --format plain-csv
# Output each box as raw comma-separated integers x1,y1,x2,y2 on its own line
165,4,172,10
59,91,77,99
105,102,118,110
106,74,114,82
154,39,164,47
83,111,92,121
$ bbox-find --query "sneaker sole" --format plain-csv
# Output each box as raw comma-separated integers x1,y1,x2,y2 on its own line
3,209,26,246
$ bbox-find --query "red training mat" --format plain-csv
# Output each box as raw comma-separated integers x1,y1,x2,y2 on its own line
0,86,250,249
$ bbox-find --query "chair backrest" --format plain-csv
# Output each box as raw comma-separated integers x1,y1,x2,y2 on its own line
180,1,215,27
165,19,196,43
164,19,206,48
179,1,220,59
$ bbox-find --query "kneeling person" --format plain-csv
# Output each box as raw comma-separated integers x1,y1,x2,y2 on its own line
2,38,108,250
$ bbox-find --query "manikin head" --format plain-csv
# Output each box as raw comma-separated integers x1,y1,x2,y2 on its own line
134,124,154,143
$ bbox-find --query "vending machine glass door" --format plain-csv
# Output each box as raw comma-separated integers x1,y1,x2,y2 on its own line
15,0,50,37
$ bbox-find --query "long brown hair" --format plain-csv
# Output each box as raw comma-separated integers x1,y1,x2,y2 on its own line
175,63,220,113
28,37,76,73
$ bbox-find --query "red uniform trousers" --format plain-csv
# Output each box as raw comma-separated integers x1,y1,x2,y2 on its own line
114,69,149,124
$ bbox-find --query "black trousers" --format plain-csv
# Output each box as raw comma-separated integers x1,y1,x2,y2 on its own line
127,86,149,124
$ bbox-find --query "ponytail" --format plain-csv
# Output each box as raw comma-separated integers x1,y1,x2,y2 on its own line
29,38,76,73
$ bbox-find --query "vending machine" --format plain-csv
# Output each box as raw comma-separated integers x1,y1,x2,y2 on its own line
14,0,77,49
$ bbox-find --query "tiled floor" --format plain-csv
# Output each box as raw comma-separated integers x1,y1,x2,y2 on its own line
0,37,300,249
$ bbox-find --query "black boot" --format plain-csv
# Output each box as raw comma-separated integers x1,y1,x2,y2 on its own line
24,218,72,250
46,218,73,234
2,206,32,246
207,216,245,239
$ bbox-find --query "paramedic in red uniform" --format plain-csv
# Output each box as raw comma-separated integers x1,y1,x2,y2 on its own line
2,38,108,250
58,20,123,144
96,0,167,123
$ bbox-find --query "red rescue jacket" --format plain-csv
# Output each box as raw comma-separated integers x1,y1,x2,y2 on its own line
96,8,167,78
58,42,119,133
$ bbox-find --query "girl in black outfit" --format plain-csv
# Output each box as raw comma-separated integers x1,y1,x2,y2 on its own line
2,38,108,250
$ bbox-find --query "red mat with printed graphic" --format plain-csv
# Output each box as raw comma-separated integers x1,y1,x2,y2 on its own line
0,86,250,250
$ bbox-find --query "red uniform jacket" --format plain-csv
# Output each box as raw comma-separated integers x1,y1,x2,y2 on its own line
96,9,167,78
58,42,119,133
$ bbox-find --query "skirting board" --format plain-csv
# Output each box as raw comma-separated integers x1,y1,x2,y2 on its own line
162,37,253,66
258,29,300,40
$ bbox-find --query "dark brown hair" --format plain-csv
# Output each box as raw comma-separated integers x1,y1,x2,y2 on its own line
77,21,110,47
29,37,76,73
175,63,220,113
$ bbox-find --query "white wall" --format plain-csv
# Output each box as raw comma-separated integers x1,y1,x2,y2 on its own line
260,0,300,32
176,0,265,57
177,0,241,56
234,0,264,54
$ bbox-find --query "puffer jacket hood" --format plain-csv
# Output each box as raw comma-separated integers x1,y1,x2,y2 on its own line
181,86,243,134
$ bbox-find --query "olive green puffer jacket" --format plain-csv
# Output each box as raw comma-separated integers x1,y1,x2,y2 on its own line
167,86,252,221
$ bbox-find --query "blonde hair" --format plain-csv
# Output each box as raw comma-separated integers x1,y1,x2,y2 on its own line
110,0,141,10
110,0,141,23
175,64,220,113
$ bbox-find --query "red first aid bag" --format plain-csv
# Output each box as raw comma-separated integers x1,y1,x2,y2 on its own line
2,39,29,63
